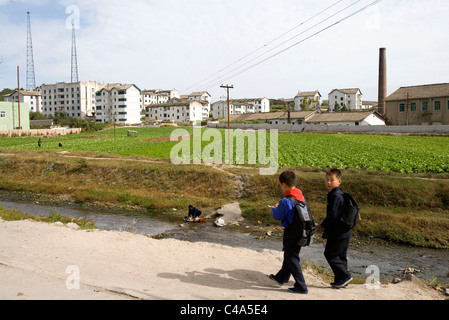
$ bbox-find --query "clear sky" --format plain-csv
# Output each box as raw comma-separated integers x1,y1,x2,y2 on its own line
0,0,448,102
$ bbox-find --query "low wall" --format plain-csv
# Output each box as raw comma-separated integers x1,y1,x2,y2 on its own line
0,128,82,137
207,123,449,135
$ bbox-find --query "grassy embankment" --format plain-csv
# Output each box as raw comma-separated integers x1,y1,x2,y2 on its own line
0,149,448,249
0,204,96,230
0,127,448,249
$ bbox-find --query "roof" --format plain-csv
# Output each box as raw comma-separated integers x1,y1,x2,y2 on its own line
385,83,449,101
329,88,362,95
226,98,268,104
189,91,211,97
98,84,134,92
306,111,382,123
97,83,142,93
142,89,178,95
295,91,321,98
146,99,206,108
4,90,42,97
226,111,316,122
30,120,54,126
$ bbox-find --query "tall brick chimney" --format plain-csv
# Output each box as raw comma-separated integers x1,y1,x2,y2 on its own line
378,48,387,115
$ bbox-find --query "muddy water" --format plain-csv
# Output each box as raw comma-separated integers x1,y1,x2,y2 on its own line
1,199,448,284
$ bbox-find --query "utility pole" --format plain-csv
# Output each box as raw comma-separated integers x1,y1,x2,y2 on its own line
220,84,233,165
113,112,117,143
17,66,22,130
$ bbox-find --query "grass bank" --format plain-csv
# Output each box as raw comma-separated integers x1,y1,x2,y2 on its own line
0,205,96,230
0,150,448,249
241,169,449,249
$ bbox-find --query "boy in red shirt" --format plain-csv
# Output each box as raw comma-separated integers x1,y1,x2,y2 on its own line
268,171,308,294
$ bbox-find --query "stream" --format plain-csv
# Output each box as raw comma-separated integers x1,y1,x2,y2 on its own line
1,198,448,285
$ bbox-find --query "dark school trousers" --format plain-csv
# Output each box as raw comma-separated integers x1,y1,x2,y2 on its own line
275,236,308,291
324,238,351,282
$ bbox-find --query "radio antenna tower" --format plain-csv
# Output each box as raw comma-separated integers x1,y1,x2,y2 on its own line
26,12,36,91
71,23,79,83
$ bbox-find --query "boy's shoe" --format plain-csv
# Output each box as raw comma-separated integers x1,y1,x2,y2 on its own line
268,274,284,287
288,287,308,294
332,277,353,289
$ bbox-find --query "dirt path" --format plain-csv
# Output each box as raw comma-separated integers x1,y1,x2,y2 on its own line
0,219,443,300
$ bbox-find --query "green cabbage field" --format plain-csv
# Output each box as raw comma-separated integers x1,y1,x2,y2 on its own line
1,127,449,174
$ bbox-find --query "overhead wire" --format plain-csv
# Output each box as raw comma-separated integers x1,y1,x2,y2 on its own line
197,0,365,91
182,0,346,93
185,0,384,93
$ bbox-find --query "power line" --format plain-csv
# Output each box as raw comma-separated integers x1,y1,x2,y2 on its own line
201,0,384,92
182,0,345,93
196,0,365,92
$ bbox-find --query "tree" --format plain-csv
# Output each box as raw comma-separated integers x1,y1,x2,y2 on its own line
30,111,49,120
300,98,317,111
334,102,341,113
341,104,350,112
0,88,15,101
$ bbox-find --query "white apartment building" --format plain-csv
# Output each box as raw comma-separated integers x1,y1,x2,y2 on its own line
142,89,180,106
294,91,321,111
146,99,205,124
184,91,212,120
4,90,42,113
210,100,255,119
95,84,142,125
328,88,363,112
210,98,270,119
39,81,104,119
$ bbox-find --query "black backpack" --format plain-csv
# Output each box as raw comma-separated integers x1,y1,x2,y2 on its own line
285,196,316,247
335,190,361,229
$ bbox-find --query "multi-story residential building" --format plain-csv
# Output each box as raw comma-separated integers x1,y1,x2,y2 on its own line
4,90,42,113
38,81,103,119
247,97,270,113
385,83,449,126
294,91,321,111
142,89,180,106
328,88,363,112
210,98,270,119
95,84,142,125
146,99,206,124
183,91,212,120
210,100,255,119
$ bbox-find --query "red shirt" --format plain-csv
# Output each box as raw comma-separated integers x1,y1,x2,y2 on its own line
284,187,305,203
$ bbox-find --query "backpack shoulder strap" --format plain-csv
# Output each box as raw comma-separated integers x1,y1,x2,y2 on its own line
285,195,298,204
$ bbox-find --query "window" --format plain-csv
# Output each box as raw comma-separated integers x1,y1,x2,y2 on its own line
410,102,417,112
399,104,405,113
435,101,441,111
422,102,428,112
